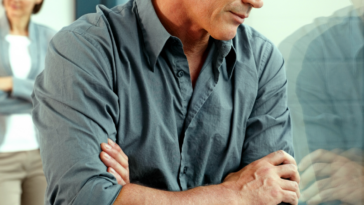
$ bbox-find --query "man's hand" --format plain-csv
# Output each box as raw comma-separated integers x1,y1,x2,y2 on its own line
100,139,130,185
0,77,13,92
222,150,300,205
100,147,299,204
299,149,364,205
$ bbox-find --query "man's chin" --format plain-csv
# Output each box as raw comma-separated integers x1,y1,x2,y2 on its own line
210,29,238,41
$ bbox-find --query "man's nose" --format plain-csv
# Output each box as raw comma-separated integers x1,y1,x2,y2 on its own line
242,0,263,8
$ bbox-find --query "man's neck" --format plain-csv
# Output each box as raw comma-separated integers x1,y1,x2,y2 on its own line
7,13,30,36
152,0,209,57
153,0,211,87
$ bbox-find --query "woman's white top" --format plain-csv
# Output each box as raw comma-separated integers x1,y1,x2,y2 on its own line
0,35,38,152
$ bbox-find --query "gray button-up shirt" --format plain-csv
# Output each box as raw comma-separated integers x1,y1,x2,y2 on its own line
32,0,293,204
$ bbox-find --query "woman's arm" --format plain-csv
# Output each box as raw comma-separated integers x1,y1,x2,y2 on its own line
0,76,36,102
0,90,32,114
0,77,33,114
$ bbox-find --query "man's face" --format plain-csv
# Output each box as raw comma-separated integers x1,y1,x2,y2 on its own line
186,0,263,40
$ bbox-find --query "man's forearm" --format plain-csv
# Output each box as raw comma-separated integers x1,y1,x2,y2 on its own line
114,183,237,205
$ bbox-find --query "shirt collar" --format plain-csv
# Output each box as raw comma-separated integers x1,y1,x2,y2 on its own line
213,38,236,80
135,0,171,71
134,0,236,77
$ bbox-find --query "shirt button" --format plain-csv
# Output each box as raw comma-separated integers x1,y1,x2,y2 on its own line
183,166,188,174
177,70,184,78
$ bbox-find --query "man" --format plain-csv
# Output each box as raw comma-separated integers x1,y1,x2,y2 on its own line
32,0,300,204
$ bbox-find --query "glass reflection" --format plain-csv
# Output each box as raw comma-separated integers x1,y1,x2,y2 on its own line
280,1,364,204
75,0,129,19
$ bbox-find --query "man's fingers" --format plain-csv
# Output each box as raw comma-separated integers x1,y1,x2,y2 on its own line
108,167,127,185
100,140,130,185
299,149,338,171
277,164,300,184
300,178,331,202
101,142,128,169
100,151,130,182
299,150,325,172
108,139,128,160
281,190,299,205
300,163,330,189
267,150,296,166
280,179,300,199
306,187,340,205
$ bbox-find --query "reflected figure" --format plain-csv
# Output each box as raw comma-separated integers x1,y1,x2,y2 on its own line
280,1,364,204
299,149,364,204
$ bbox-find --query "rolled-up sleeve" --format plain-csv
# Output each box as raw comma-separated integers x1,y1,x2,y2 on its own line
32,29,121,204
242,41,293,166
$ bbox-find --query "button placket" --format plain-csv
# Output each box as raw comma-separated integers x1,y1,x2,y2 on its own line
182,166,188,174
177,70,184,78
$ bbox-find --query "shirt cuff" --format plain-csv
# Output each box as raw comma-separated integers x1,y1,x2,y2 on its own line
11,77,34,101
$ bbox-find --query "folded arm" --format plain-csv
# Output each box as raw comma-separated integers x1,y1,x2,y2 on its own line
0,90,32,114
0,75,35,115
32,29,122,204
101,141,299,205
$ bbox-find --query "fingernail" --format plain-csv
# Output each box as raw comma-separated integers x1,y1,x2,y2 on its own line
109,167,116,173
104,144,111,150
104,153,110,159
108,139,115,145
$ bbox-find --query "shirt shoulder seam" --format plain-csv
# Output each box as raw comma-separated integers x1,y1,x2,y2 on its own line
58,29,113,84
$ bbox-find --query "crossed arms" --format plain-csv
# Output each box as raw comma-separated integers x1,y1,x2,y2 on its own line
100,139,300,205
0,77,35,115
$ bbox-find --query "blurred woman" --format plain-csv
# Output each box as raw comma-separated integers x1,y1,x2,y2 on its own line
0,0,55,204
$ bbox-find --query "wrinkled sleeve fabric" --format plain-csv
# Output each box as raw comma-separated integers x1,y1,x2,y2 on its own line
242,41,293,166
32,28,122,204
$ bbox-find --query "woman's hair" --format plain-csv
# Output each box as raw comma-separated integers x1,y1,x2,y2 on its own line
2,0,44,14
32,0,44,14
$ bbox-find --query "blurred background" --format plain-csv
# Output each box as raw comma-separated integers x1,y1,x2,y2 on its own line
0,0,130,31
0,0,363,204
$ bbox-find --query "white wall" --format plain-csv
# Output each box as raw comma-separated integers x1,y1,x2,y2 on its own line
244,0,352,46
32,0,74,31
0,0,74,32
